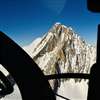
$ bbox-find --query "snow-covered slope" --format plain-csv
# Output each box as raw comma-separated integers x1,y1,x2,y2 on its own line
57,79,88,100
23,23,96,100
23,38,42,57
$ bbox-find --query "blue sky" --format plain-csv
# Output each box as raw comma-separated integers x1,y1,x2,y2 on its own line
0,0,100,46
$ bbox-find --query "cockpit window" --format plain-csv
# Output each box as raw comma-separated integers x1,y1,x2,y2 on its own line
0,0,100,100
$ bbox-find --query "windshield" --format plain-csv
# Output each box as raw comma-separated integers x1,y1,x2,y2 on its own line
0,0,100,100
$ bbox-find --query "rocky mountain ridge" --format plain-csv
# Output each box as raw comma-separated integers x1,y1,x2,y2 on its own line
24,23,96,77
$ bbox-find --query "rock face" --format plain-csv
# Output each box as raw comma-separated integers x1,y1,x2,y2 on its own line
23,23,96,92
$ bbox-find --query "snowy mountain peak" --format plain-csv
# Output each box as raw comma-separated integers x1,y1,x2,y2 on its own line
24,23,96,81
50,22,71,35
55,22,61,26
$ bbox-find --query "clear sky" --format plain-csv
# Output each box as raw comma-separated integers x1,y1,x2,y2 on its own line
0,0,100,46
